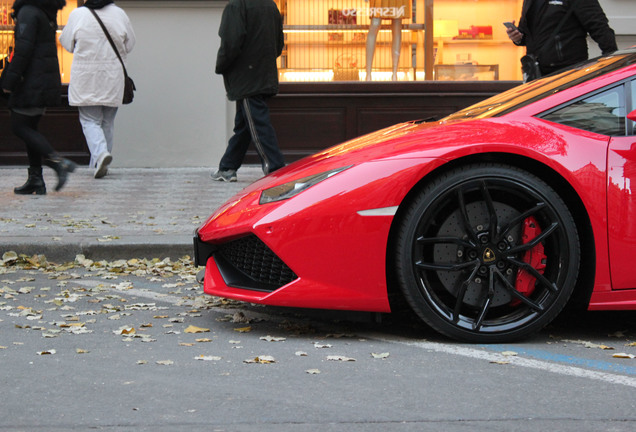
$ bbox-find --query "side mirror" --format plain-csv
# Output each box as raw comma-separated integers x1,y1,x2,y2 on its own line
627,109,636,122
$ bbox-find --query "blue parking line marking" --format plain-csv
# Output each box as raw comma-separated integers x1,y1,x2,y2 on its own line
484,345,636,376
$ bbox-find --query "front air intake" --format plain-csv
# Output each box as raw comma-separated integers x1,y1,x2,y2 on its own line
216,235,298,292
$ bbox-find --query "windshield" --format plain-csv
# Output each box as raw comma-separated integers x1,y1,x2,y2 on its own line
441,51,636,122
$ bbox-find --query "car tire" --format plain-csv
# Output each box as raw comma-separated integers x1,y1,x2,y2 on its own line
395,163,580,343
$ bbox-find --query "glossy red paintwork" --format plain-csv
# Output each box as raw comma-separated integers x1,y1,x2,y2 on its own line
197,51,636,313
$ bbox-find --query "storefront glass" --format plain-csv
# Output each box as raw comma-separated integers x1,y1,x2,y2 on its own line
277,0,524,82
0,0,525,85
1,1,15,71
431,0,524,81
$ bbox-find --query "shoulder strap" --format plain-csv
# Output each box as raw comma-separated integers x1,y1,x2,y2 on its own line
87,7,129,78
536,0,578,55
552,0,578,39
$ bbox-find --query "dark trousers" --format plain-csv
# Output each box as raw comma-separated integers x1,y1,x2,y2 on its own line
219,95,285,174
10,110,55,167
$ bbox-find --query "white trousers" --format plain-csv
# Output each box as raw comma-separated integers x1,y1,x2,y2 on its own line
79,106,118,168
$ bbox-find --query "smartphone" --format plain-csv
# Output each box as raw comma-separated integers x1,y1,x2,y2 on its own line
503,22,518,32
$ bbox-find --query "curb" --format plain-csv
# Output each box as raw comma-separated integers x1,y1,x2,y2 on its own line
1,235,194,263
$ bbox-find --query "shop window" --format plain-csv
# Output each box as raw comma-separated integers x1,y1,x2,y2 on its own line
278,0,421,82
432,0,524,81
1,0,13,71
277,0,525,82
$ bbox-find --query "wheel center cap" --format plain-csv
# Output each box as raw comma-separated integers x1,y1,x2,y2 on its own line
482,247,497,263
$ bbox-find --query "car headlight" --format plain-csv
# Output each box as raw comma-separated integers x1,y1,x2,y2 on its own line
259,166,352,204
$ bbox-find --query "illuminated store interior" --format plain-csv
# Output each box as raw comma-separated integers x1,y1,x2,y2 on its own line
1,0,525,83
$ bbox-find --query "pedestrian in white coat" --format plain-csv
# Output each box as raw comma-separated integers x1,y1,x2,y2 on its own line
59,0,135,178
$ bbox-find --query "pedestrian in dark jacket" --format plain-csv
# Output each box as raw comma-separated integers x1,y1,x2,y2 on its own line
211,0,285,182
506,0,617,76
1,0,76,195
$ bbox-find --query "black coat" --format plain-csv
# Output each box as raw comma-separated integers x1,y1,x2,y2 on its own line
2,0,64,109
215,0,284,101
518,0,617,75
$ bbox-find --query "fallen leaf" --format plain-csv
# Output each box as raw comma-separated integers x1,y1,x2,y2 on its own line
260,335,286,342
231,311,250,323
327,355,356,362
184,325,210,334
234,326,252,333
113,326,135,335
314,342,332,349
2,251,18,264
244,355,276,364
490,361,510,365
613,353,635,359
76,348,89,354
156,360,174,366
195,355,222,361
60,322,84,328
295,351,308,357
67,326,92,335
306,369,321,374
371,352,390,359
37,349,56,355
502,351,518,356
563,339,614,350
196,338,212,343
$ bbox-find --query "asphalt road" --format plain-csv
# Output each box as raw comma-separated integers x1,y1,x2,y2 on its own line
1,257,635,432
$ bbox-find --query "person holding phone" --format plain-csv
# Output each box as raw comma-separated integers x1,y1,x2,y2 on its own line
506,0,617,76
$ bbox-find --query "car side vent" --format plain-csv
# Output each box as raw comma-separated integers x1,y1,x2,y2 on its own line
216,235,298,292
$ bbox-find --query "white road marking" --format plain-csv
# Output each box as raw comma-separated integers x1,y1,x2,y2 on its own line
394,340,636,388
73,279,636,388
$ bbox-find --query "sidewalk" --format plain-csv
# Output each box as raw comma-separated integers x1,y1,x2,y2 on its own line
0,166,263,263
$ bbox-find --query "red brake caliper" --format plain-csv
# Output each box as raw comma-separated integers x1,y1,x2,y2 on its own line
512,216,546,304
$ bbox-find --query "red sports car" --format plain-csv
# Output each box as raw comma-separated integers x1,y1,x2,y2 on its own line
195,49,636,343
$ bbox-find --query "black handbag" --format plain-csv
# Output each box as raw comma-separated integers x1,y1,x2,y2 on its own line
88,8,135,104
520,54,541,83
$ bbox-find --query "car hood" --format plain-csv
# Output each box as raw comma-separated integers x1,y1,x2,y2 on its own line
239,116,549,198
303,120,442,164
278,116,540,169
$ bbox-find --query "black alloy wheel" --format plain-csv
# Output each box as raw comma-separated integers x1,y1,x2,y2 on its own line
395,164,581,343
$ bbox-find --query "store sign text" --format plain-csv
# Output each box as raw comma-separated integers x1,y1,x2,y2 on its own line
342,7,406,19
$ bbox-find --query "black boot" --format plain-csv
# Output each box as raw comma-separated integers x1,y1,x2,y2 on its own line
44,156,76,191
14,167,46,195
